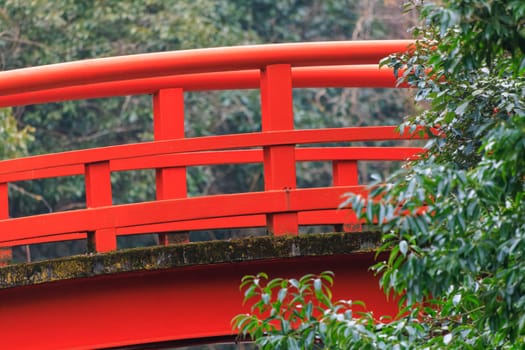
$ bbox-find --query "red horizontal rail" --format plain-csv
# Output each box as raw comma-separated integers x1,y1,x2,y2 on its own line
0,209,363,247
0,65,408,107
115,209,361,236
0,41,412,95
0,233,88,247
0,186,364,244
0,127,424,176
0,147,423,183
112,146,422,172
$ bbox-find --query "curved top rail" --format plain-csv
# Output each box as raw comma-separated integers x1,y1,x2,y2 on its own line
0,65,408,108
0,40,413,95
0,40,422,256
0,126,424,176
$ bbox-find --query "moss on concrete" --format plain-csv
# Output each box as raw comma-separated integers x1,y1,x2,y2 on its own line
0,232,381,289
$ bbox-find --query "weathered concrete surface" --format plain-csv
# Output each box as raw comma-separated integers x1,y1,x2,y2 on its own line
0,232,380,288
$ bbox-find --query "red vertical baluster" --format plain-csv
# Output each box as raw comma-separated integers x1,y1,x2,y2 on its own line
0,182,8,220
332,160,361,232
85,161,116,252
153,88,188,245
0,182,11,265
261,64,298,236
333,160,358,187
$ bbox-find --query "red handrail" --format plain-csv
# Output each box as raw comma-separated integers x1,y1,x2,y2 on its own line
0,40,420,255
0,41,412,95
0,65,408,107
0,127,422,176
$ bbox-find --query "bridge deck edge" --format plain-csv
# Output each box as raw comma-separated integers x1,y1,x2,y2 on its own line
0,232,381,289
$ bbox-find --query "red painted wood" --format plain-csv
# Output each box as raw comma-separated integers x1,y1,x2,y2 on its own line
0,65,409,108
0,183,7,219
0,233,87,248
0,209,359,247
0,41,422,347
87,228,116,253
299,209,360,226
153,88,187,200
0,147,423,183
333,160,362,232
0,208,364,247
155,167,187,198
85,162,112,208
333,160,359,186
0,186,367,244
261,64,298,235
0,254,398,349
0,126,426,176
116,215,267,236
332,160,361,232
0,164,84,183
0,183,10,265
154,88,188,245
111,146,422,173
85,161,116,252
0,41,413,95
153,88,185,141
297,146,422,162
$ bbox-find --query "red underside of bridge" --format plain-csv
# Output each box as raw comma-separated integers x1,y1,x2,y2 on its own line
0,253,396,349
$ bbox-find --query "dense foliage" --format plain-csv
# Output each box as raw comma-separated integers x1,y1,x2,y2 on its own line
235,0,525,348
233,271,379,349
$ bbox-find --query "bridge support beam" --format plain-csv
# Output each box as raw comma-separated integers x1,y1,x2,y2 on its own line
0,252,396,350
0,183,11,266
332,160,362,232
154,88,189,245
261,64,298,235
85,161,116,252
0,182,7,219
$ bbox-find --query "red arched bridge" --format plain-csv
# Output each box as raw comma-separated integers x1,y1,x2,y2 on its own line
0,41,421,349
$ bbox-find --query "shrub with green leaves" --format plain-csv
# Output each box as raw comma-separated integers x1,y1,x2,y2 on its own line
233,272,378,349
233,271,463,349
234,0,525,348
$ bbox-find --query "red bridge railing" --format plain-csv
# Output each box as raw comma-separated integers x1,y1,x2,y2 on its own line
0,41,422,255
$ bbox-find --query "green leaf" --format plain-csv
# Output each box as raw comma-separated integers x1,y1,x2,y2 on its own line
314,278,322,293
399,240,408,256
278,288,288,303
